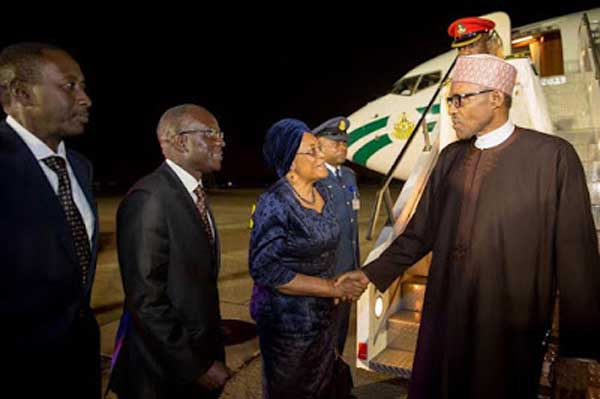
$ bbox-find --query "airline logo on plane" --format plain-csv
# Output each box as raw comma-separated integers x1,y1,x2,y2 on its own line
391,113,415,140
347,104,441,165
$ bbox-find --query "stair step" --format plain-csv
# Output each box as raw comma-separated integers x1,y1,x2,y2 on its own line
573,144,591,162
588,143,600,162
544,75,594,129
400,276,427,312
584,161,600,183
388,311,421,352
556,129,595,145
589,182,600,205
575,144,594,162
573,142,600,163
593,205,600,230
370,348,414,379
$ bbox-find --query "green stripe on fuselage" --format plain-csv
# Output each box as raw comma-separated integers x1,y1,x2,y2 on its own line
416,103,440,114
352,134,393,165
347,116,389,147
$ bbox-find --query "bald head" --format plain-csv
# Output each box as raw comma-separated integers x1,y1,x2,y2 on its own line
156,104,224,179
157,104,215,143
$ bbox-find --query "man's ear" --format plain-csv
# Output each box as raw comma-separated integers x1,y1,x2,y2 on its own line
490,90,505,110
172,133,189,154
10,80,35,107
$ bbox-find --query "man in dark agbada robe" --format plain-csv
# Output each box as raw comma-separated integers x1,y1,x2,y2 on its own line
346,54,600,399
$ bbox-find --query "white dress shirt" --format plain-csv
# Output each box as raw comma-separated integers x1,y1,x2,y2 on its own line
165,159,215,237
7,115,95,246
475,120,515,150
325,163,341,177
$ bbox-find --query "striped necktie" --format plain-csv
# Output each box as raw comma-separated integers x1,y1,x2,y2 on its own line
193,185,215,246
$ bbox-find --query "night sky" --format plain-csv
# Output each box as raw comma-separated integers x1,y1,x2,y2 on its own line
2,2,598,192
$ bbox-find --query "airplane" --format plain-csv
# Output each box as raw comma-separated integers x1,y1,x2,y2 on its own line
348,8,600,395
347,9,600,179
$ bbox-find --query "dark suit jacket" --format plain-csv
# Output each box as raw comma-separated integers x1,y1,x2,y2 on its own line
110,162,225,399
0,121,100,398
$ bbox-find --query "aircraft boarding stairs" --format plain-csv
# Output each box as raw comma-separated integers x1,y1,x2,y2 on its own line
359,14,600,397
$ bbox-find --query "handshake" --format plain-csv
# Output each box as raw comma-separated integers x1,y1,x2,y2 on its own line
331,270,370,303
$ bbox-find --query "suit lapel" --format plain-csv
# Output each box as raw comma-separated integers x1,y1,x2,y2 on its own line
67,152,96,223
67,151,99,292
160,163,210,241
207,207,220,276
160,163,220,277
4,124,79,267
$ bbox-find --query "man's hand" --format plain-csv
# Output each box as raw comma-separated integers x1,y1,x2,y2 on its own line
196,360,231,391
333,270,370,302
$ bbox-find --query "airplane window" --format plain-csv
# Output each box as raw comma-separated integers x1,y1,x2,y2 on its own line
391,75,420,96
417,71,442,91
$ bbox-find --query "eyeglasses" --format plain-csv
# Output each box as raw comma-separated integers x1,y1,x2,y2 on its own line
178,128,225,140
446,89,494,108
296,146,324,158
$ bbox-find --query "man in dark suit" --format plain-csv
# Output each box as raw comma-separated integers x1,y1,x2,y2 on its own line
0,43,100,398
109,104,230,399
313,116,360,355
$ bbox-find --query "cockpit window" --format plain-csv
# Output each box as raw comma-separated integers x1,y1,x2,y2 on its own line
391,75,420,96
417,71,442,91
391,71,442,96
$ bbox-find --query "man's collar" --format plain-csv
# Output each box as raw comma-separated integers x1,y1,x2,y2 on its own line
325,163,339,175
165,159,202,194
6,115,66,159
475,120,515,149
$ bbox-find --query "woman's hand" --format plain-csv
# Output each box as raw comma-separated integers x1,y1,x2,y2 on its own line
331,270,370,302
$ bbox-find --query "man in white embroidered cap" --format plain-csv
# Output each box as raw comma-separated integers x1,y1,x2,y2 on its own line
437,16,554,151
340,54,600,399
448,54,517,140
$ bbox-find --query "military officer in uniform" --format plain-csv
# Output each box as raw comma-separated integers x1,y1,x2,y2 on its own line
313,116,361,355
447,16,503,57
